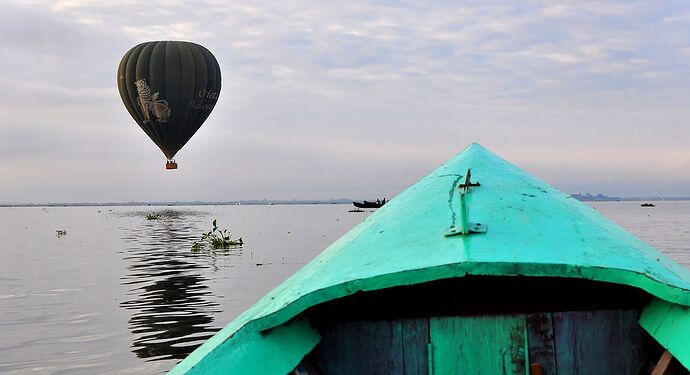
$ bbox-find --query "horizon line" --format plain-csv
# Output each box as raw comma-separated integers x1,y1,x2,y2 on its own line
3,195,690,207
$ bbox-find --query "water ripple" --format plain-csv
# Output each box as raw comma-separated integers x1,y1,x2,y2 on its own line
117,209,230,362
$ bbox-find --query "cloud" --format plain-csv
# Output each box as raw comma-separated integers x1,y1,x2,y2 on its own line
2,0,690,202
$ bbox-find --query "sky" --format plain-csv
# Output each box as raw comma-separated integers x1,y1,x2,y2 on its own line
1,0,690,203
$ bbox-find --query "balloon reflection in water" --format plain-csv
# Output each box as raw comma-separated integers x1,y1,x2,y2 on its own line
119,210,240,361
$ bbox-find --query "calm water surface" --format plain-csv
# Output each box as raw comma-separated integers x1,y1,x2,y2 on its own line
0,202,689,374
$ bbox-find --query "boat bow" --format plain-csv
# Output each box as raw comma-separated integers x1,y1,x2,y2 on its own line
171,143,690,374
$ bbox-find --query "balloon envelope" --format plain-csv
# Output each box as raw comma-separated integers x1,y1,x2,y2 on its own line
117,41,221,163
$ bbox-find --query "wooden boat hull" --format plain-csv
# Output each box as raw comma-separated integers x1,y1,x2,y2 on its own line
170,144,690,374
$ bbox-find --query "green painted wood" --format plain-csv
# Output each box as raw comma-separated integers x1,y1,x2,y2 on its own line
429,314,526,375
526,313,557,375
170,317,319,375
402,319,430,375
309,320,404,375
171,143,690,373
640,298,690,371
553,310,645,375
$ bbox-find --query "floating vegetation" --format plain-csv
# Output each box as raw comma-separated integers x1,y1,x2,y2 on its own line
145,212,162,220
192,219,243,252
56,229,67,237
348,208,365,213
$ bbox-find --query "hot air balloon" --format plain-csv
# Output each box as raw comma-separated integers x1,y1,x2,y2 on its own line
117,41,221,169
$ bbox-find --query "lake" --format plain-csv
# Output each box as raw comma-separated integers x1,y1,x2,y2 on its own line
1,201,689,374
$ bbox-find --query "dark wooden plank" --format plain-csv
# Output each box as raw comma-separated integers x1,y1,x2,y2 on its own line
401,318,429,375
527,312,557,375
553,309,646,375
429,314,526,375
309,320,404,375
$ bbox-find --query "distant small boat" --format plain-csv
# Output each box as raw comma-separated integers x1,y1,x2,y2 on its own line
352,199,386,209
641,203,656,207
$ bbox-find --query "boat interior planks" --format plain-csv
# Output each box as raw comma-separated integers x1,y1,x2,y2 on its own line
300,310,654,374
297,276,663,375
306,319,425,375
401,318,430,374
551,310,646,374
526,313,557,374
429,314,526,374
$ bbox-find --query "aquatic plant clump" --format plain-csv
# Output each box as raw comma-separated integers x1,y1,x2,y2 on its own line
145,213,161,220
192,219,243,251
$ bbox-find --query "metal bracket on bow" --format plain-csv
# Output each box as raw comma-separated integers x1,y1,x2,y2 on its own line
444,169,487,237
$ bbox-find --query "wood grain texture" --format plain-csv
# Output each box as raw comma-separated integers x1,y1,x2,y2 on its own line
553,309,645,375
402,319,429,375
527,313,557,375
311,320,403,375
429,314,526,375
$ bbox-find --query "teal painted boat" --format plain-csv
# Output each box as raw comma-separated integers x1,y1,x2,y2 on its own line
171,143,690,374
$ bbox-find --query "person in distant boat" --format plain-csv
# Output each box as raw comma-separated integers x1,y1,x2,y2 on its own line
376,199,381,204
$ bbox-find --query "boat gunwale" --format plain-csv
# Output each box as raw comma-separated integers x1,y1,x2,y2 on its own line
250,261,690,333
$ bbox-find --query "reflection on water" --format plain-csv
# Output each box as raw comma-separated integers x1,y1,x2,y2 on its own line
118,209,237,361
0,205,370,374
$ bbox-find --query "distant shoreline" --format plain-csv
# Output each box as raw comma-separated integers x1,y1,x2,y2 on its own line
569,193,690,202
0,199,354,208
2,196,690,207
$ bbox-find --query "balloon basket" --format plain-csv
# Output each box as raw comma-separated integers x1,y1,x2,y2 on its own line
166,161,178,170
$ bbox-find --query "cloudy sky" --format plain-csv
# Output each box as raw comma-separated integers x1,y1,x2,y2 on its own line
1,1,689,203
